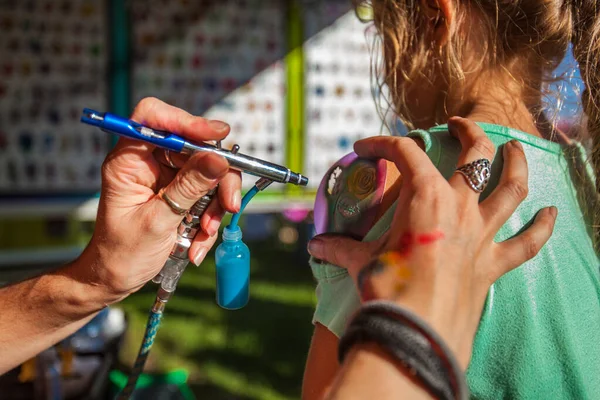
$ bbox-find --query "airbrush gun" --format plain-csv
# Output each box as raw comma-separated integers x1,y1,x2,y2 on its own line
82,109,308,399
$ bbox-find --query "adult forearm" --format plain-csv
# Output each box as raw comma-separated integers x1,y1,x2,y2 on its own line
0,256,107,374
326,343,431,400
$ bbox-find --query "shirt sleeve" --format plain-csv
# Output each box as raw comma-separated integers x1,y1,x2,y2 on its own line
309,259,360,338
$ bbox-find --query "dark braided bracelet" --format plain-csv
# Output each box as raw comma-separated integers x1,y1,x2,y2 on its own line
338,301,468,400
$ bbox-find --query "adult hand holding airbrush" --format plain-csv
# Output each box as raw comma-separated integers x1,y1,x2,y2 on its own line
79,97,309,398
69,97,244,310
79,98,308,312
0,97,244,374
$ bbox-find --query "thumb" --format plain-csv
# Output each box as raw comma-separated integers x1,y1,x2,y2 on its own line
308,234,381,278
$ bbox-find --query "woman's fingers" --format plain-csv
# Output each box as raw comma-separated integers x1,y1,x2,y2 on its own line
192,172,241,260
188,230,219,266
130,97,230,143
200,196,226,236
448,117,497,165
447,117,496,198
149,152,228,228
217,170,242,214
480,141,529,233
106,97,230,170
152,149,240,215
494,207,557,276
153,148,190,169
308,234,384,279
354,136,441,184
111,98,230,158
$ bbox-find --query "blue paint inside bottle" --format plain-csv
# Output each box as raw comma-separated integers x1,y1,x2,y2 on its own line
215,225,250,310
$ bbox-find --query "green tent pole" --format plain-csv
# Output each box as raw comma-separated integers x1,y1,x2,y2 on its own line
285,1,305,196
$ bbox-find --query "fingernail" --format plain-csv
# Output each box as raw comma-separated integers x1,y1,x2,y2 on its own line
503,140,517,156
535,206,557,222
207,120,229,133
232,189,241,212
192,247,207,266
208,217,221,236
307,238,324,257
505,140,523,151
447,117,459,136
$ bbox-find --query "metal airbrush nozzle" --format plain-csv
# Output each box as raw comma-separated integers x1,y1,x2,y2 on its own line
182,141,309,186
290,172,308,186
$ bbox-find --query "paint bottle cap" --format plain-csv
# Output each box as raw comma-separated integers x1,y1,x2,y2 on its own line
223,225,242,241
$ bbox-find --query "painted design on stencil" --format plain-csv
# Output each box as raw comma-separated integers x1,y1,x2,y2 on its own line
336,195,360,219
330,159,383,236
314,152,387,239
327,166,343,195
347,163,376,200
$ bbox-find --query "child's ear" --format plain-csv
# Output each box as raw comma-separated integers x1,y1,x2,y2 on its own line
421,0,455,47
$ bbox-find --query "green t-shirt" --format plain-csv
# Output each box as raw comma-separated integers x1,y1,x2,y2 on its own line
310,123,600,399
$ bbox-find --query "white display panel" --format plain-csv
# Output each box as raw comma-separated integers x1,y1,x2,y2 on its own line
0,0,109,193
303,2,387,189
131,0,287,189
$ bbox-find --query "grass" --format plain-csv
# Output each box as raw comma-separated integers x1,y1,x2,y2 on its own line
116,231,317,400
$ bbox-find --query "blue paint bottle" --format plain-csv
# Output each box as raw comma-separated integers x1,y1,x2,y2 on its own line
215,225,250,310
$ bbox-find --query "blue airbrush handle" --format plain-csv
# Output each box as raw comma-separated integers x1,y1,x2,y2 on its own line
81,108,186,152
81,108,309,186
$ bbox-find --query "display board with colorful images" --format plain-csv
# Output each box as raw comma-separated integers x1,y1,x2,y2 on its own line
130,0,386,192
0,0,110,195
303,0,390,189
130,0,288,190
0,0,387,198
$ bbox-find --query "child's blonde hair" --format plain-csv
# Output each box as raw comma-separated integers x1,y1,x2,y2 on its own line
356,0,599,180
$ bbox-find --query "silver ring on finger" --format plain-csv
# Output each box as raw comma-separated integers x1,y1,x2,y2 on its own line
158,187,188,215
164,149,178,169
455,158,491,193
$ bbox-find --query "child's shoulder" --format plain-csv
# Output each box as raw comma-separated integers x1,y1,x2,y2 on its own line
313,152,400,239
